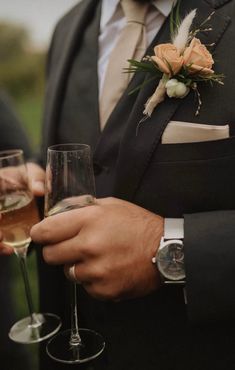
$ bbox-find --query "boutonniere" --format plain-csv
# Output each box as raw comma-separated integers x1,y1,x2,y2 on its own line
126,3,224,131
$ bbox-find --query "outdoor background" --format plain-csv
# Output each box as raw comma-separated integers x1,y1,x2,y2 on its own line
0,1,79,368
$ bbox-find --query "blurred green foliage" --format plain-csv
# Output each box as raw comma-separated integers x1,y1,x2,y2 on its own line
0,22,45,99
0,21,45,152
0,22,29,61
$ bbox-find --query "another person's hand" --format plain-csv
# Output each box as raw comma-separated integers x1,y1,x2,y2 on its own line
31,197,164,301
0,163,45,256
0,243,13,255
26,163,45,197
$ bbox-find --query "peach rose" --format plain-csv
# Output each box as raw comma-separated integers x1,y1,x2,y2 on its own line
183,37,214,74
152,43,184,76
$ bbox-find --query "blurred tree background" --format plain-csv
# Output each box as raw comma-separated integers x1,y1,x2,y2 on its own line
0,21,46,370
0,21,45,150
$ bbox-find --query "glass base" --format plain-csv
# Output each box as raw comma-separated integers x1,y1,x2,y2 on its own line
9,313,61,344
46,328,105,364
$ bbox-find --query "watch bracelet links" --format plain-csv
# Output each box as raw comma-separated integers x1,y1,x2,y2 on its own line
157,218,187,303
153,218,185,284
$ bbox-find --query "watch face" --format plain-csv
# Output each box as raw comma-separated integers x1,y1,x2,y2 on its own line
157,240,185,281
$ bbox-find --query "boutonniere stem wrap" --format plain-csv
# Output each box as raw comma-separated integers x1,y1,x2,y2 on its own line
126,4,224,129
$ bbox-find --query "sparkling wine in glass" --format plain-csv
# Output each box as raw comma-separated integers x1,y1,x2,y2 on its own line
44,143,105,364
0,149,61,344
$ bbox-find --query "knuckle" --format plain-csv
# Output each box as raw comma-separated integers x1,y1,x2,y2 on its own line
77,236,98,258
72,241,88,259
87,267,103,282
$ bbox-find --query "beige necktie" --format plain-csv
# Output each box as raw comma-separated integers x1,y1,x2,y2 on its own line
100,0,149,129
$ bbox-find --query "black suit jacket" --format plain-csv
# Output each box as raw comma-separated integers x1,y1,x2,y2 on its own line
39,1,235,369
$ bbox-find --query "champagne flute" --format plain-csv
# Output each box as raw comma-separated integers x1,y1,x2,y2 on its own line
44,143,105,364
0,149,61,343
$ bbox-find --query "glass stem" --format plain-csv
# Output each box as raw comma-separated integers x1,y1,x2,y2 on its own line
69,282,82,346
16,248,40,326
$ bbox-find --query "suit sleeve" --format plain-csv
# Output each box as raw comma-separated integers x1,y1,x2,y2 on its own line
184,210,235,324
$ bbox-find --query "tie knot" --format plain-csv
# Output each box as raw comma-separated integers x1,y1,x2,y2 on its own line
121,0,149,25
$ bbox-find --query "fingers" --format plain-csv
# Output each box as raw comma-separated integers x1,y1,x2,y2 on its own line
26,163,45,196
0,167,26,190
64,263,89,283
64,262,102,285
41,221,99,265
64,262,119,301
96,197,121,206
30,207,89,245
42,236,84,265
0,244,14,256
0,231,14,255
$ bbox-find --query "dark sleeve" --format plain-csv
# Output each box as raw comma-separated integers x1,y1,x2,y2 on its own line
0,92,32,159
184,210,235,324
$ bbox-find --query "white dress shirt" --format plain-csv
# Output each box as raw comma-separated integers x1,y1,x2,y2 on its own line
98,0,175,96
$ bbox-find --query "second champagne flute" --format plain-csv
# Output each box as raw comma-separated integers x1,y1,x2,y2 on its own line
44,143,105,364
0,149,61,344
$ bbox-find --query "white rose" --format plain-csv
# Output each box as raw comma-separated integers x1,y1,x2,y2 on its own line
165,79,190,99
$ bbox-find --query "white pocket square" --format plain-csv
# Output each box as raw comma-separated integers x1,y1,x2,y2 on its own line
161,121,230,144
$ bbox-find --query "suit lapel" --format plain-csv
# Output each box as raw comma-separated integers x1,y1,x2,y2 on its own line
43,0,100,154
113,0,231,201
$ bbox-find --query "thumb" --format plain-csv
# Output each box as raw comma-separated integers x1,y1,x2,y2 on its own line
26,162,45,196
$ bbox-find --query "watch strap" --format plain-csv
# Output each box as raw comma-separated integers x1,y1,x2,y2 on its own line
164,218,184,240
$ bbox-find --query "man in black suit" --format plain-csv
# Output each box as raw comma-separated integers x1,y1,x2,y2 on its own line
24,0,235,369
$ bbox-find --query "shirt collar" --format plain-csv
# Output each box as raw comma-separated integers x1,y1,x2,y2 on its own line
100,0,176,30
153,0,176,17
100,0,119,31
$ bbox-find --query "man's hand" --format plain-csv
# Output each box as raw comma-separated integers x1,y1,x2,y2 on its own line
31,197,164,301
26,163,45,196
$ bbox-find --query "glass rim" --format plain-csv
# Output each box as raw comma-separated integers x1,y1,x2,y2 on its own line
0,149,23,160
48,143,90,153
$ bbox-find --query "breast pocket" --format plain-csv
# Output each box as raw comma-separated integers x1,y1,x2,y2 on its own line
135,136,235,217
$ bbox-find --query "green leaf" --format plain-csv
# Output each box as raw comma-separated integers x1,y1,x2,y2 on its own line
170,4,175,36
163,58,174,76
175,0,182,28
170,0,182,38
125,59,162,76
128,76,159,95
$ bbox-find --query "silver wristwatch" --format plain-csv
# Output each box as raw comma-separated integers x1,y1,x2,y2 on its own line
152,218,185,284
